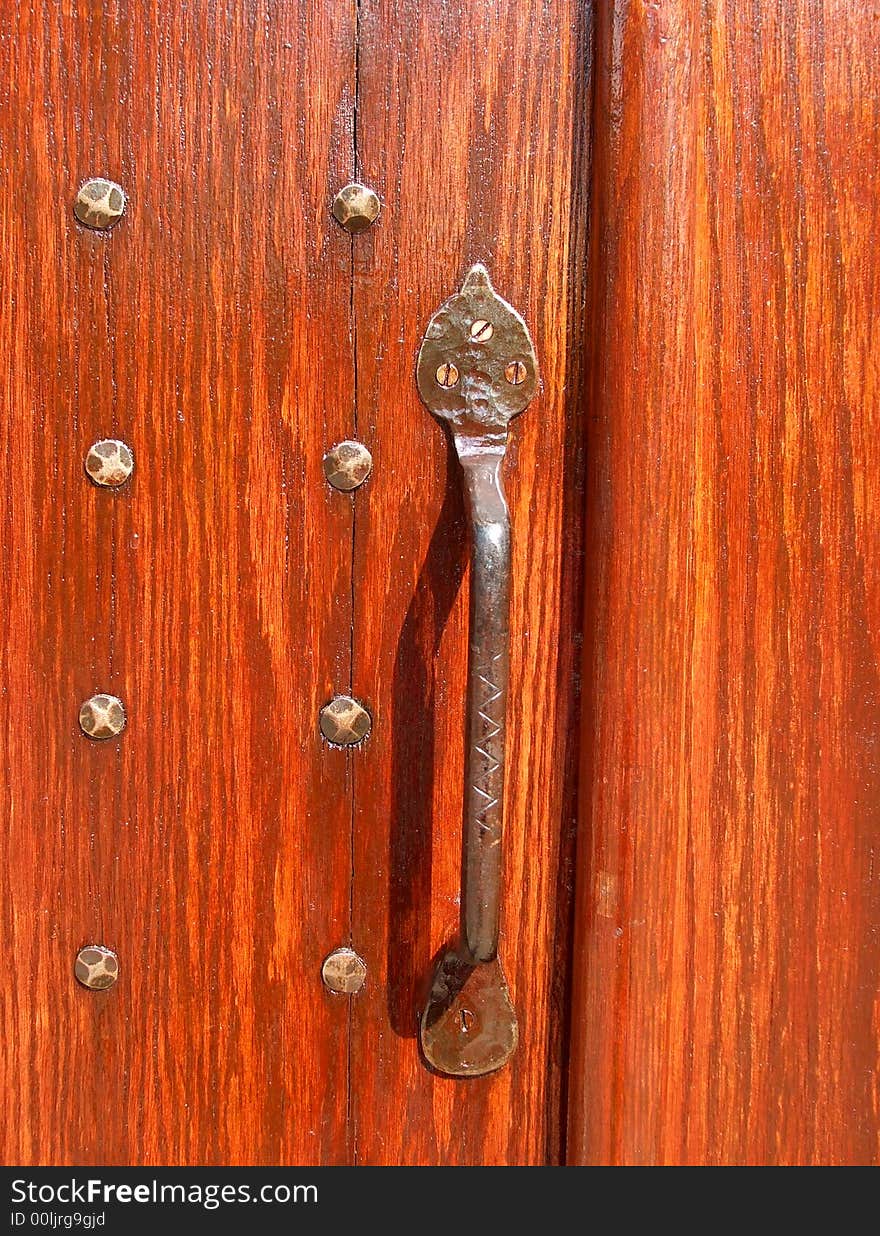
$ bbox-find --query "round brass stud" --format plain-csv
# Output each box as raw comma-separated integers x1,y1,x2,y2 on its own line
331,182,381,234
74,945,119,991
319,695,372,746
79,694,126,740
84,439,134,488
321,947,367,995
322,440,373,492
73,178,126,231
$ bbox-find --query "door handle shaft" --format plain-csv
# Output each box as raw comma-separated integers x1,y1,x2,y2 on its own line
415,264,538,1076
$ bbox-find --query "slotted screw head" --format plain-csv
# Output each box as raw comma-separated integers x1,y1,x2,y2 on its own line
79,694,126,740
470,319,494,341
323,440,373,492
85,439,134,488
331,182,381,234
319,695,372,746
505,360,528,386
74,178,126,231
435,362,459,388
75,945,119,991
321,947,367,995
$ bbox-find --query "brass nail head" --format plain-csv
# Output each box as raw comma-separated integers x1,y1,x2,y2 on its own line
79,694,126,740
85,439,134,488
319,695,371,746
331,182,381,234
321,947,367,995
75,945,119,991
323,440,373,492
74,179,126,231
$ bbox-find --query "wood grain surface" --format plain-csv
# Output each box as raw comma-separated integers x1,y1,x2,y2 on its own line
568,0,880,1165
348,0,590,1164
0,1,359,1165
0,1,590,1166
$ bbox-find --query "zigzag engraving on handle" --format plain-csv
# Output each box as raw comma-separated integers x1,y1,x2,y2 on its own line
470,651,506,847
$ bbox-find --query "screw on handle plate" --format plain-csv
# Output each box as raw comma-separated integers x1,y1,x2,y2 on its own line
416,265,537,1077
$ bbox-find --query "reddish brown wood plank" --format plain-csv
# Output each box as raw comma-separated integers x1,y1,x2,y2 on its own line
0,2,357,1165
569,0,880,1166
349,0,591,1164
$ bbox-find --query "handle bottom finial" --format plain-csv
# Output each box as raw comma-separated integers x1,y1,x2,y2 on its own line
419,948,518,1078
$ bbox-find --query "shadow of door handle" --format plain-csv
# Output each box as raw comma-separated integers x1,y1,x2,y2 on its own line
415,264,538,1077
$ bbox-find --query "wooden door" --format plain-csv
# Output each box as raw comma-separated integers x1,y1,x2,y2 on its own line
568,0,880,1166
0,1,587,1165
1,0,360,1166
3,1,877,1171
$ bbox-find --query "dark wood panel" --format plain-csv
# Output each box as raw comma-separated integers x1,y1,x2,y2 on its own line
349,0,591,1164
0,1,357,1165
569,0,880,1166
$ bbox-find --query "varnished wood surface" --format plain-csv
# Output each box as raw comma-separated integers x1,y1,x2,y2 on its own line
0,1,590,1166
349,0,590,1164
0,2,358,1164
569,0,880,1165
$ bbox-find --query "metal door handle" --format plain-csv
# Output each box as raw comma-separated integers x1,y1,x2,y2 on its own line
416,265,538,1076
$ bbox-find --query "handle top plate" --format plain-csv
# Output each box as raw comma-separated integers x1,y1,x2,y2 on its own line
416,264,538,431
